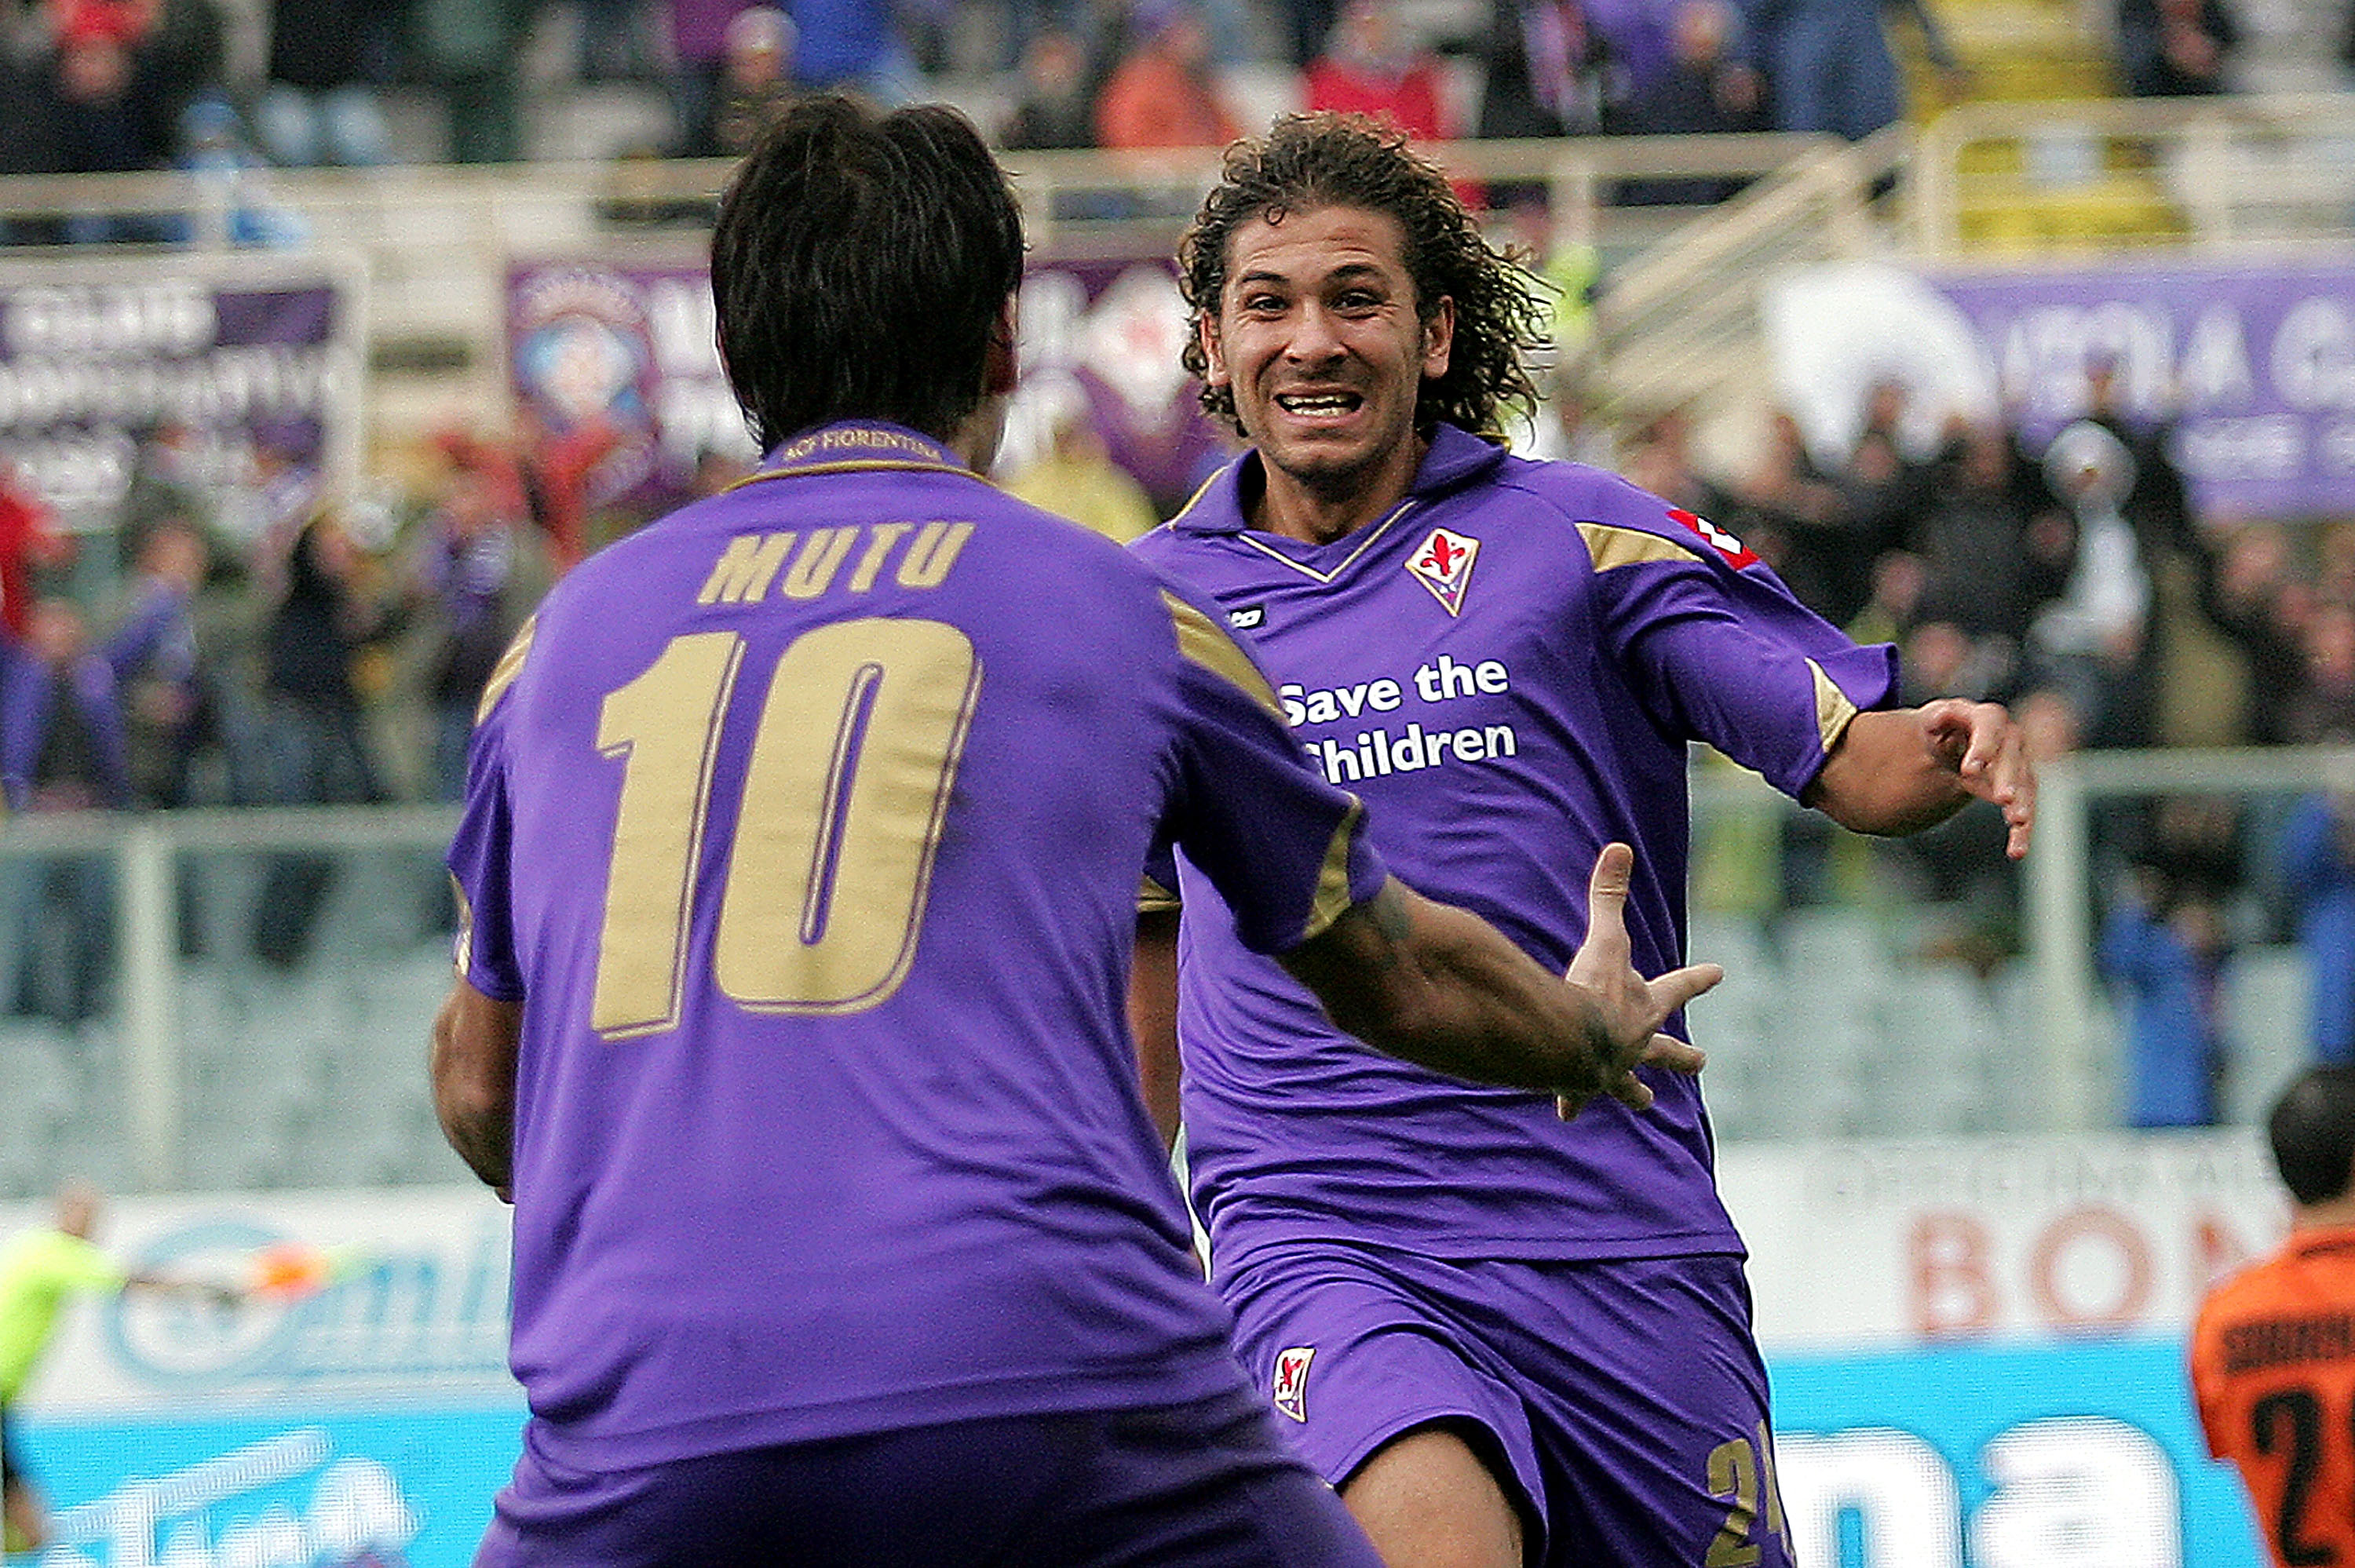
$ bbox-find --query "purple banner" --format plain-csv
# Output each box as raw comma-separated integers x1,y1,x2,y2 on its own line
1765,259,2355,521
506,261,754,512
0,268,360,533
1002,256,1231,517
510,251,1229,520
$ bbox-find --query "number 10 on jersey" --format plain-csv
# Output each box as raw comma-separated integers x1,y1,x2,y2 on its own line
589,618,982,1037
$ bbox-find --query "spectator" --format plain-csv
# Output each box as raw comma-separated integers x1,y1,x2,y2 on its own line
1726,406,1849,618
2075,350,2196,556
178,97,310,246
1908,418,2054,684
1276,0,1339,69
257,0,392,166
2287,601,2355,748
2119,0,2239,95
215,436,322,584
1,597,134,1022
108,514,215,810
414,0,535,162
1477,0,1627,140
408,443,550,803
513,403,623,571
2099,848,2229,1128
571,0,656,81
247,513,396,969
2028,416,2153,747
0,461,68,640
671,4,797,158
663,0,743,155
1739,0,1966,140
998,397,1159,544
2196,516,2309,746
1617,403,1743,522
1615,0,1765,205
2283,785,2355,1067
1094,0,1241,149
998,24,1097,149
1305,0,1453,143
33,5,184,242
785,0,924,104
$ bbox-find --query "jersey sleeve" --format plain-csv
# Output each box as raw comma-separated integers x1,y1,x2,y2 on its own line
1152,583,1387,954
1575,489,1900,799
445,647,525,1002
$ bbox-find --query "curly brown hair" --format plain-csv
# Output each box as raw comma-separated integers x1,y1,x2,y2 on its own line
1177,113,1549,443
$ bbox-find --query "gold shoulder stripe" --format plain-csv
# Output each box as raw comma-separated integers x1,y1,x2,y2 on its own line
1808,658,1861,753
474,614,538,724
1577,521,1705,572
451,876,476,980
1299,801,1367,945
1162,590,1283,719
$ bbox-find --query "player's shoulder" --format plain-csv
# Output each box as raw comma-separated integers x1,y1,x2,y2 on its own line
1130,456,1244,564
1488,452,1753,571
2192,1244,2306,1337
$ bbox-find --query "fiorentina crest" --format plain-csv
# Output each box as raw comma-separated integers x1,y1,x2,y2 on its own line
1272,1345,1316,1422
1407,527,1480,615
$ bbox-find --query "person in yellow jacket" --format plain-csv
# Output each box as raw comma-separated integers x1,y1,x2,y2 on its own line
1,1181,232,1557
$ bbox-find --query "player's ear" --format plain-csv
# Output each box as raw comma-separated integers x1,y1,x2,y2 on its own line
1199,312,1230,388
982,296,1018,398
1421,297,1454,381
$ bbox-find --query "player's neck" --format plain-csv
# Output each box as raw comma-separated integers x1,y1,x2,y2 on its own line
946,390,1012,475
2296,1194,2355,1232
1253,436,1425,546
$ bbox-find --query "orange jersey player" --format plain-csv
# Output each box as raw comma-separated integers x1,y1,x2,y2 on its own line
2191,1063,2355,1568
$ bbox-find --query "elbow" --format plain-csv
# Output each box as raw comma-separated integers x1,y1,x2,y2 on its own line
1804,771,1968,840
429,990,517,1191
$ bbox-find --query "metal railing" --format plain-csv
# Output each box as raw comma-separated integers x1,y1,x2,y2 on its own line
1910,90,2355,257
8,742,2353,1191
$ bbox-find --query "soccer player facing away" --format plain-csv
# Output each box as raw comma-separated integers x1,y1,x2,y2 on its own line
429,95,1722,1568
1131,113,2036,1568
2193,1065,2355,1568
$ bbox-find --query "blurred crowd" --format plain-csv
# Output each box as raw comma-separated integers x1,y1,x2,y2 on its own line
0,0,2279,206
0,413,765,1014
0,0,2336,1107
1586,348,2355,1131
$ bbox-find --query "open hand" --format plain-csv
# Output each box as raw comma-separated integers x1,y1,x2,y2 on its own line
1560,842,1718,1118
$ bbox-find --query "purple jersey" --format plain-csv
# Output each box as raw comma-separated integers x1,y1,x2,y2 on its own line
447,421,1386,1469
1132,424,1897,1267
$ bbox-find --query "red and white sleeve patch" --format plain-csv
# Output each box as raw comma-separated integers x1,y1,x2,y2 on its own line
1666,508,1758,571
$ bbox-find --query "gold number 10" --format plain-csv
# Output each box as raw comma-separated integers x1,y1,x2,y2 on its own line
589,618,981,1037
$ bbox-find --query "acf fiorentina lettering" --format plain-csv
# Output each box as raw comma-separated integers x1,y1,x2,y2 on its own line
696,522,973,605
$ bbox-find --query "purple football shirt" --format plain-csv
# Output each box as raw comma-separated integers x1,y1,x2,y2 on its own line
1132,425,1897,1268
447,421,1386,1469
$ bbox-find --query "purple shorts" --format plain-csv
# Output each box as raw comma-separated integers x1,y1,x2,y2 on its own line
473,1385,1386,1568
1218,1243,1797,1568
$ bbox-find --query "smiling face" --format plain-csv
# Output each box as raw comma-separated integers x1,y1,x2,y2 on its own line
1200,203,1452,541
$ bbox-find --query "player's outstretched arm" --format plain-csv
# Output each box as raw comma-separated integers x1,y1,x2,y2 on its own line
1805,698,2036,859
1276,844,1715,1119
432,979,522,1201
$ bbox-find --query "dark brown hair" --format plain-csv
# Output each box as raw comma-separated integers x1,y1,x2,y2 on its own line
1177,112,1547,443
711,94,1025,450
